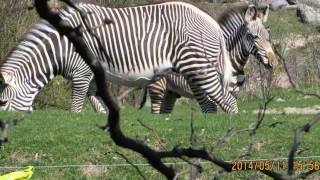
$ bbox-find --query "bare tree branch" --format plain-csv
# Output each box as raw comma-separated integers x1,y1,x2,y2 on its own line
115,151,147,180
117,87,141,102
0,115,27,146
288,113,320,176
274,44,320,99
137,119,166,151
34,1,320,179
188,107,202,180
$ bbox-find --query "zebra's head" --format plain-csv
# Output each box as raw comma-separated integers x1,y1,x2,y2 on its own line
243,5,278,69
0,72,33,112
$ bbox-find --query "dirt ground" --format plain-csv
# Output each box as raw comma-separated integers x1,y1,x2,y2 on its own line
253,105,320,114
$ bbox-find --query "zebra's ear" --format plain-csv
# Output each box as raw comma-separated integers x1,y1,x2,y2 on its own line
256,5,270,23
263,5,270,22
245,5,257,22
262,5,270,23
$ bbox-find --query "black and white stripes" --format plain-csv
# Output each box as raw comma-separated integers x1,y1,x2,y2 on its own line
57,2,238,113
143,4,278,114
0,2,250,113
0,20,104,112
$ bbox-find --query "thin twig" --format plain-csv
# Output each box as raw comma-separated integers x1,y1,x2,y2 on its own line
288,113,320,175
115,152,147,180
137,119,166,150
274,44,320,99
117,87,141,102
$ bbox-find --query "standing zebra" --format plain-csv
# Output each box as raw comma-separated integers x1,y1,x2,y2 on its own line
0,20,106,112
59,1,239,113
140,5,278,114
0,2,260,114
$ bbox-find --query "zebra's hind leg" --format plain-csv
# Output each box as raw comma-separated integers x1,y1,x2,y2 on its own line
87,79,109,130
87,78,108,113
88,96,109,130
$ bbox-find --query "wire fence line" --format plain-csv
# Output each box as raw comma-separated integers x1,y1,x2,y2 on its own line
1,155,320,170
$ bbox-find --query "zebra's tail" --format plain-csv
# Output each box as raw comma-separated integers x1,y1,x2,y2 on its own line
138,87,148,109
220,31,232,90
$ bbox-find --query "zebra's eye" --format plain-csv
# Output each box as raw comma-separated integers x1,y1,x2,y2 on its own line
248,33,258,40
0,84,7,93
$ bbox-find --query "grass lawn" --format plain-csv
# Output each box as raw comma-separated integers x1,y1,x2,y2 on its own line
0,88,319,179
0,2,319,179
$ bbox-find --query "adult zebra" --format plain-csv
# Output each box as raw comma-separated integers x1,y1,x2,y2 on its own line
140,5,278,114
0,20,106,113
0,1,261,114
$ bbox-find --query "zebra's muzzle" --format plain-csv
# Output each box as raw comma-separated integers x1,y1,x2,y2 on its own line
0,100,7,106
267,51,278,69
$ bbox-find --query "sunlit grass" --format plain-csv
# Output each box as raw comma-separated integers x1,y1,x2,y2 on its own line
0,88,319,179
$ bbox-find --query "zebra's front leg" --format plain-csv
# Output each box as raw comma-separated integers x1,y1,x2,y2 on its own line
71,78,90,113
160,91,179,114
149,90,165,114
179,62,238,114
148,78,167,114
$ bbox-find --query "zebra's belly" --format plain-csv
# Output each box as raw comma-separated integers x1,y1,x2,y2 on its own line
101,62,173,87
166,73,194,98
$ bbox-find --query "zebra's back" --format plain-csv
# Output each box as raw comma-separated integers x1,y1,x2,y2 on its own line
59,2,223,87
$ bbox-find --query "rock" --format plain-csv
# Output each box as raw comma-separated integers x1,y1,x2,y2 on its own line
297,3,320,28
298,0,320,8
270,0,289,11
271,72,292,88
275,97,286,102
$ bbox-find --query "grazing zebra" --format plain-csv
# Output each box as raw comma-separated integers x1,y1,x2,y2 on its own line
0,20,106,112
141,4,278,114
0,1,266,114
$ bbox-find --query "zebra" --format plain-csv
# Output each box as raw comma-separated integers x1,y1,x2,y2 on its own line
0,19,106,113
0,2,270,114
140,4,278,114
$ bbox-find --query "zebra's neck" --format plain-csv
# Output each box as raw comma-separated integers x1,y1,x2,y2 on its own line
0,20,82,107
219,13,250,77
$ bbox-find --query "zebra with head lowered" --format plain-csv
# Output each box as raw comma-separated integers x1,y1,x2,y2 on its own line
1,1,239,114
140,4,278,114
0,20,106,113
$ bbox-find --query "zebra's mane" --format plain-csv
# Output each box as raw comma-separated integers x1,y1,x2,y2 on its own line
217,5,248,27
218,4,269,27
86,0,202,8
0,21,56,70
77,0,213,17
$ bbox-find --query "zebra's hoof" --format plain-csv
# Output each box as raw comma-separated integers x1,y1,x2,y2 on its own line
96,124,109,131
0,138,8,146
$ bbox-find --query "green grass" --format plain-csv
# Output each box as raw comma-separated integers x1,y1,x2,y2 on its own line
0,2,319,179
0,89,320,179
267,9,318,39
204,2,318,39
